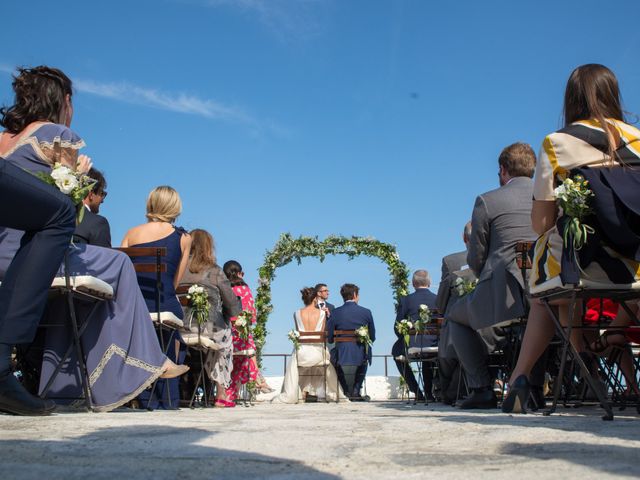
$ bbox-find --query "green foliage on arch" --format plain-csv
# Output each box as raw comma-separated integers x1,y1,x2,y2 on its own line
253,233,410,352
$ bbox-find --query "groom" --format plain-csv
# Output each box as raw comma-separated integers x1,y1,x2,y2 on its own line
326,283,375,401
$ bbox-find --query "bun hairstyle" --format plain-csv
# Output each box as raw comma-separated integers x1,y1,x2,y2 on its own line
0,66,73,133
223,260,247,287
146,186,182,223
300,287,317,306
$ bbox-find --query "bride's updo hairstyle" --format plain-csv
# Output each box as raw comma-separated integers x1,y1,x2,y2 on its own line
300,287,316,306
0,66,73,133
146,186,182,223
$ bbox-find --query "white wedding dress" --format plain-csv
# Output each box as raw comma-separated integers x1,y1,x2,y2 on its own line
272,310,347,404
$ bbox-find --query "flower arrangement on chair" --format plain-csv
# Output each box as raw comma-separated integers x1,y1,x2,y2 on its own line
234,310,253,340
186,284,210,328
554,174,595,250
287,329,300,351
454,277,477,297
35,163,97,225
355,326,373,354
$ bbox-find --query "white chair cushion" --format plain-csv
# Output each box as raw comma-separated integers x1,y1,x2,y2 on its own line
181,332,219,350
234,349,256,356
51,275,114,299
530,276,640,296
407,346,438,356
150,311,184,329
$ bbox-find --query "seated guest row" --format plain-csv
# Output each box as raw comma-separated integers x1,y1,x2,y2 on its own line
0,66,270,414
426,64,640,412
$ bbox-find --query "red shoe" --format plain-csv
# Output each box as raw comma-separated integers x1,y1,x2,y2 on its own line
215,399,235,408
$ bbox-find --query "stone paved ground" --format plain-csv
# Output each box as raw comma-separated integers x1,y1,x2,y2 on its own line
0,402,638,479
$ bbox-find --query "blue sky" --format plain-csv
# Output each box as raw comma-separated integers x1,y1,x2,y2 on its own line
3,0,640,375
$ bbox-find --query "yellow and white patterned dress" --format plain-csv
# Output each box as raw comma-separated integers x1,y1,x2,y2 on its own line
530,118,640,293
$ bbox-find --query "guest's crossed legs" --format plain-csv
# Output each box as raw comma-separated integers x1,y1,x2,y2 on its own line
0,160,76,415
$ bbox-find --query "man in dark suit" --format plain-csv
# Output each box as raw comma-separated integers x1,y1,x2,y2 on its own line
73,168,111,247
446,142,537,409
315,283,335,318
0,160,76,415
392,270,437,401
327,283,375,401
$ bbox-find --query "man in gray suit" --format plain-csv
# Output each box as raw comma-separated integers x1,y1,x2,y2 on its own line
436,222,474,404
446,142,537,409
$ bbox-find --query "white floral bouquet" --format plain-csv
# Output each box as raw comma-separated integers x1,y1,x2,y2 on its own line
35,162,96,224
414,304,432,333
554,175,595,250
186,284,210,327
234,310,253,340
454,277,477,297
355,325,373,354
287,329,300,351
395,318,413,346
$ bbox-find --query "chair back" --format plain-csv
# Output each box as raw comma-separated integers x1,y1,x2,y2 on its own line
334,329,357,343
116,247,167,319
298,330,327,344
515,241,534,278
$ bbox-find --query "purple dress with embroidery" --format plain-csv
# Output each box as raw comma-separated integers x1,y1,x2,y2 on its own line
0,123,166,412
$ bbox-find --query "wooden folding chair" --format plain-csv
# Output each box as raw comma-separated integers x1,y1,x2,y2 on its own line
296,330,330,403
175,283,219,408
117,246,183,409
39,251,114,410
333,329,365,401
233,348,256,407
400,315,441,405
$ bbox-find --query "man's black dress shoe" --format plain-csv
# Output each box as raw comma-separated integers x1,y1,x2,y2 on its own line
440,394,456,406
459,389,498,409
350,395,371,402
0,374,56,416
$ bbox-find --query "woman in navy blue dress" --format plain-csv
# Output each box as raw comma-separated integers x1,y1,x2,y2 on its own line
122,186,192,408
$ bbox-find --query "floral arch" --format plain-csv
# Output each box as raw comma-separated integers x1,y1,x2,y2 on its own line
253,233,410,352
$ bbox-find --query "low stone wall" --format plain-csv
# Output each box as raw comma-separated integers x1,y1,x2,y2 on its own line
259,375,415,401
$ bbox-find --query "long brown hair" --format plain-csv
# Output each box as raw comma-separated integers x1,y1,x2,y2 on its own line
563,64,624,161
188,229,216,274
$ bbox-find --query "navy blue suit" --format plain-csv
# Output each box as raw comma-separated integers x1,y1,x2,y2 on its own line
392,288,437,398
0,160,76,345
327,301,375,397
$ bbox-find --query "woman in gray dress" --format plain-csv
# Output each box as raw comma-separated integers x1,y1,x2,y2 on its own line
0,66,187,411
181,229,240,407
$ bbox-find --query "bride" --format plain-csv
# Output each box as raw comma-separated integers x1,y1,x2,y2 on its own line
272,287,346,403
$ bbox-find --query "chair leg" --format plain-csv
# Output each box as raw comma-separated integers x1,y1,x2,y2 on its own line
542,295,614,420
67,293,93,410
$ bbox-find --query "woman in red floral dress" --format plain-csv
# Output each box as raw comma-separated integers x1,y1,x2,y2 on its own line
223,260,272,401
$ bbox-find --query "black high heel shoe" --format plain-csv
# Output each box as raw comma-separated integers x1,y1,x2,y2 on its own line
501,375,531,414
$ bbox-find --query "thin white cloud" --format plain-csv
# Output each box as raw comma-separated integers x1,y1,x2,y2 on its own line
74,78,253,124
0,65,288,136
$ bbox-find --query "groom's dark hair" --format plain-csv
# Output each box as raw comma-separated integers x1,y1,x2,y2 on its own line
340,283,359,301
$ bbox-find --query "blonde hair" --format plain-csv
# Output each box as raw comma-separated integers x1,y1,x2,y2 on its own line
146,185,182,223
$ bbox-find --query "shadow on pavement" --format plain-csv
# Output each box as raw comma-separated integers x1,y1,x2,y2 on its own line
0,424,339,479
